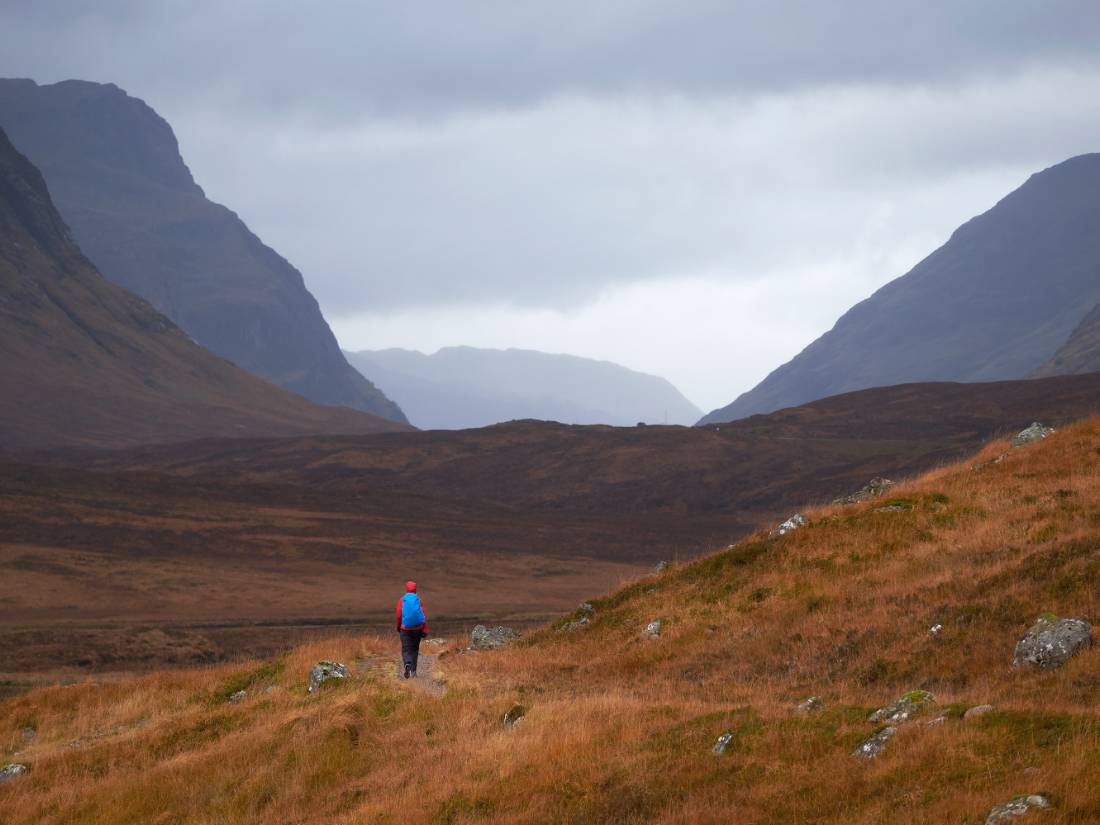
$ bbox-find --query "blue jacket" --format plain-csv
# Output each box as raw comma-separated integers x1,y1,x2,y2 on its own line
397,592,426,630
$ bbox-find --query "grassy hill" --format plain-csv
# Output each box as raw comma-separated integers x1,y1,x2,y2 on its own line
2,415,1098,822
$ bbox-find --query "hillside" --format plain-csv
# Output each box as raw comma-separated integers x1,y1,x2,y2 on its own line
345,346,702,428
2,412,1097,823
702,153,1100,424
0,125,407,450
0,78,406,423
1032,302,1100,377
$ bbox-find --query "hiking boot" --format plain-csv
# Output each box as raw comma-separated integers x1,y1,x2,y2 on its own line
403,664,411,679
411,670,417,678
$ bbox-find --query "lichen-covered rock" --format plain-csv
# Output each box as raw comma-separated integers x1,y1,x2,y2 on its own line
502,704,527,727
307,660,350,693
770,513,807,538
713,732,734,755
0,763,28,784
643,619,662,639
985,794,1051,824
794,696,823,714
965,704,994,719
852,727,896,759
1013,616,1092,669
470,625,520,650
560,616,589,632
868,690,935,724
833,477,895,505
228,689,247,704
578,602,595,615
1012,422,1055,448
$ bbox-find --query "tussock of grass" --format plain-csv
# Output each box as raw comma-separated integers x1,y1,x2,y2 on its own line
3,418,1100,822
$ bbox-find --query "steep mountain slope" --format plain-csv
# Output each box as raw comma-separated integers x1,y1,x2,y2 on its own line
1031,302,1100,377
0,77,406,423
0,126,408,450
702,154,1100,424
3,414,1098,823
345,346,702,428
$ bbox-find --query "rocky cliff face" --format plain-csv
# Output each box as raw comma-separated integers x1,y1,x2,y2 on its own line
1031,302,1100,377
0,125,407,450
0,78,406,423
701,154,1100,424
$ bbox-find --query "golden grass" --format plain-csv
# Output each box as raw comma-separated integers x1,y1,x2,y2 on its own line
3,417,1100,823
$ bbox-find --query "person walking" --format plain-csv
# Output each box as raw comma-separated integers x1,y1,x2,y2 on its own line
396,580,428,678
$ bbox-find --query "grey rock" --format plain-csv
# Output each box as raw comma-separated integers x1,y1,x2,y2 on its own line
560,616,590,632
833,477,895,505
578,602,595,615
973,452,1009,470
502,704,527,727
1013,422,1055,448
654,561,670,573
1013,616,1092,669
307,660,350,693
470,625,520,650
19,727,35,742
643,619,662,639
794,696,824,714
424,637,447,646
985,794,1052,824
228,689,247,704
713,732,735,755
770,513,808,538
868,690,935,724
965,704,995,719
0,763,28,784
853,727,896,759
929,623,944,638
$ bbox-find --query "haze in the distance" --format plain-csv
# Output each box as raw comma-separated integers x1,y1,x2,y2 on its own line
4,1,1099,409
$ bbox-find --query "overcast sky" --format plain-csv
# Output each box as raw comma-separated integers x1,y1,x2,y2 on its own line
3,1,1100,410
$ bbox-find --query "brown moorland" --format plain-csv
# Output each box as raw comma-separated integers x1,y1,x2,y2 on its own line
1,413,1098,823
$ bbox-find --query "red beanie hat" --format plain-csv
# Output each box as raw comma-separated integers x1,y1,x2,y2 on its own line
405,580,417,592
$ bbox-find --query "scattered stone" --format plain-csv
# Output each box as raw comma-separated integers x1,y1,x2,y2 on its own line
19,727,35,743
578,602,594,615
794,696,824,714
965,704,995,719
985,794,1052,824
470,625,520,650
1012,422,1055,448
262,685,279,695
770,513,808,538
424,638,447,646
0,763,28,784
973,452,1009,470
307,660,350,693
929,623,944,638
924,715,947,727
228,690,247,704
868,690,935,724
643,619,662,639
502,704,527,727
654,560,670,573
1013,615,1092,669
560,616,589,632
873,503,910,513
852,727,896,759
833,477,895,505
713,732,735,755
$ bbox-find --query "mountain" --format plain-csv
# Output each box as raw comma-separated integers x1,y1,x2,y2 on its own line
701,153,1100,424
0,125,408,450
0,77,406,423
1031,301,1100,377
345,346,702,429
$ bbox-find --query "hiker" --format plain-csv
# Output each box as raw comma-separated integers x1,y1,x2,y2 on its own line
396,580,428,678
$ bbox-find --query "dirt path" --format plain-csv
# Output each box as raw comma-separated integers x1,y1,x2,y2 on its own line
355,650,446,697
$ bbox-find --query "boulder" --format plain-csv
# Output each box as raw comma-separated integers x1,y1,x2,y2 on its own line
470,625,520,650
1012,422,1055,448
0,763,28,784
228,690,247,704
713,732,734,755
560,616,589,632
770,513,808,538
578,602,595,615
852,727,896,759
833,477,895,505
985,794,1052,824
654,560,670,573
868,690,935,724
965,704,995,719
793,696,823,714
502,704,527,727
1013,616,1092,669
643,620,662,639
307,660,350,693
929,623,944,638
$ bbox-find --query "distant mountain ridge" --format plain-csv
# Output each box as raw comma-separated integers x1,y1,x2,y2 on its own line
0,125,407,450
701,153,1100,424
345,346,702,429
0,77,406,423
1031,302,1100,377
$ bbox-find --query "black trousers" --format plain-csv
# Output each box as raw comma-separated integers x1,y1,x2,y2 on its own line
400,628,424,672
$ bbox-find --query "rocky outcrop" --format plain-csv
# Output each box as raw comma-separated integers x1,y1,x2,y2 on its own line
852,727,896,759
713,732,734,755
307,661,349,693
470,625,520,650
642,620,662,639
1012,422,1055,448
1013,616,1091,669
868,691,935,724
964,704,994,719
228,690,247,704
833,478,895,505
502,704,527,727
985,794,1051,824
0,763,28,783
794,697,823,714
770,513,807,538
